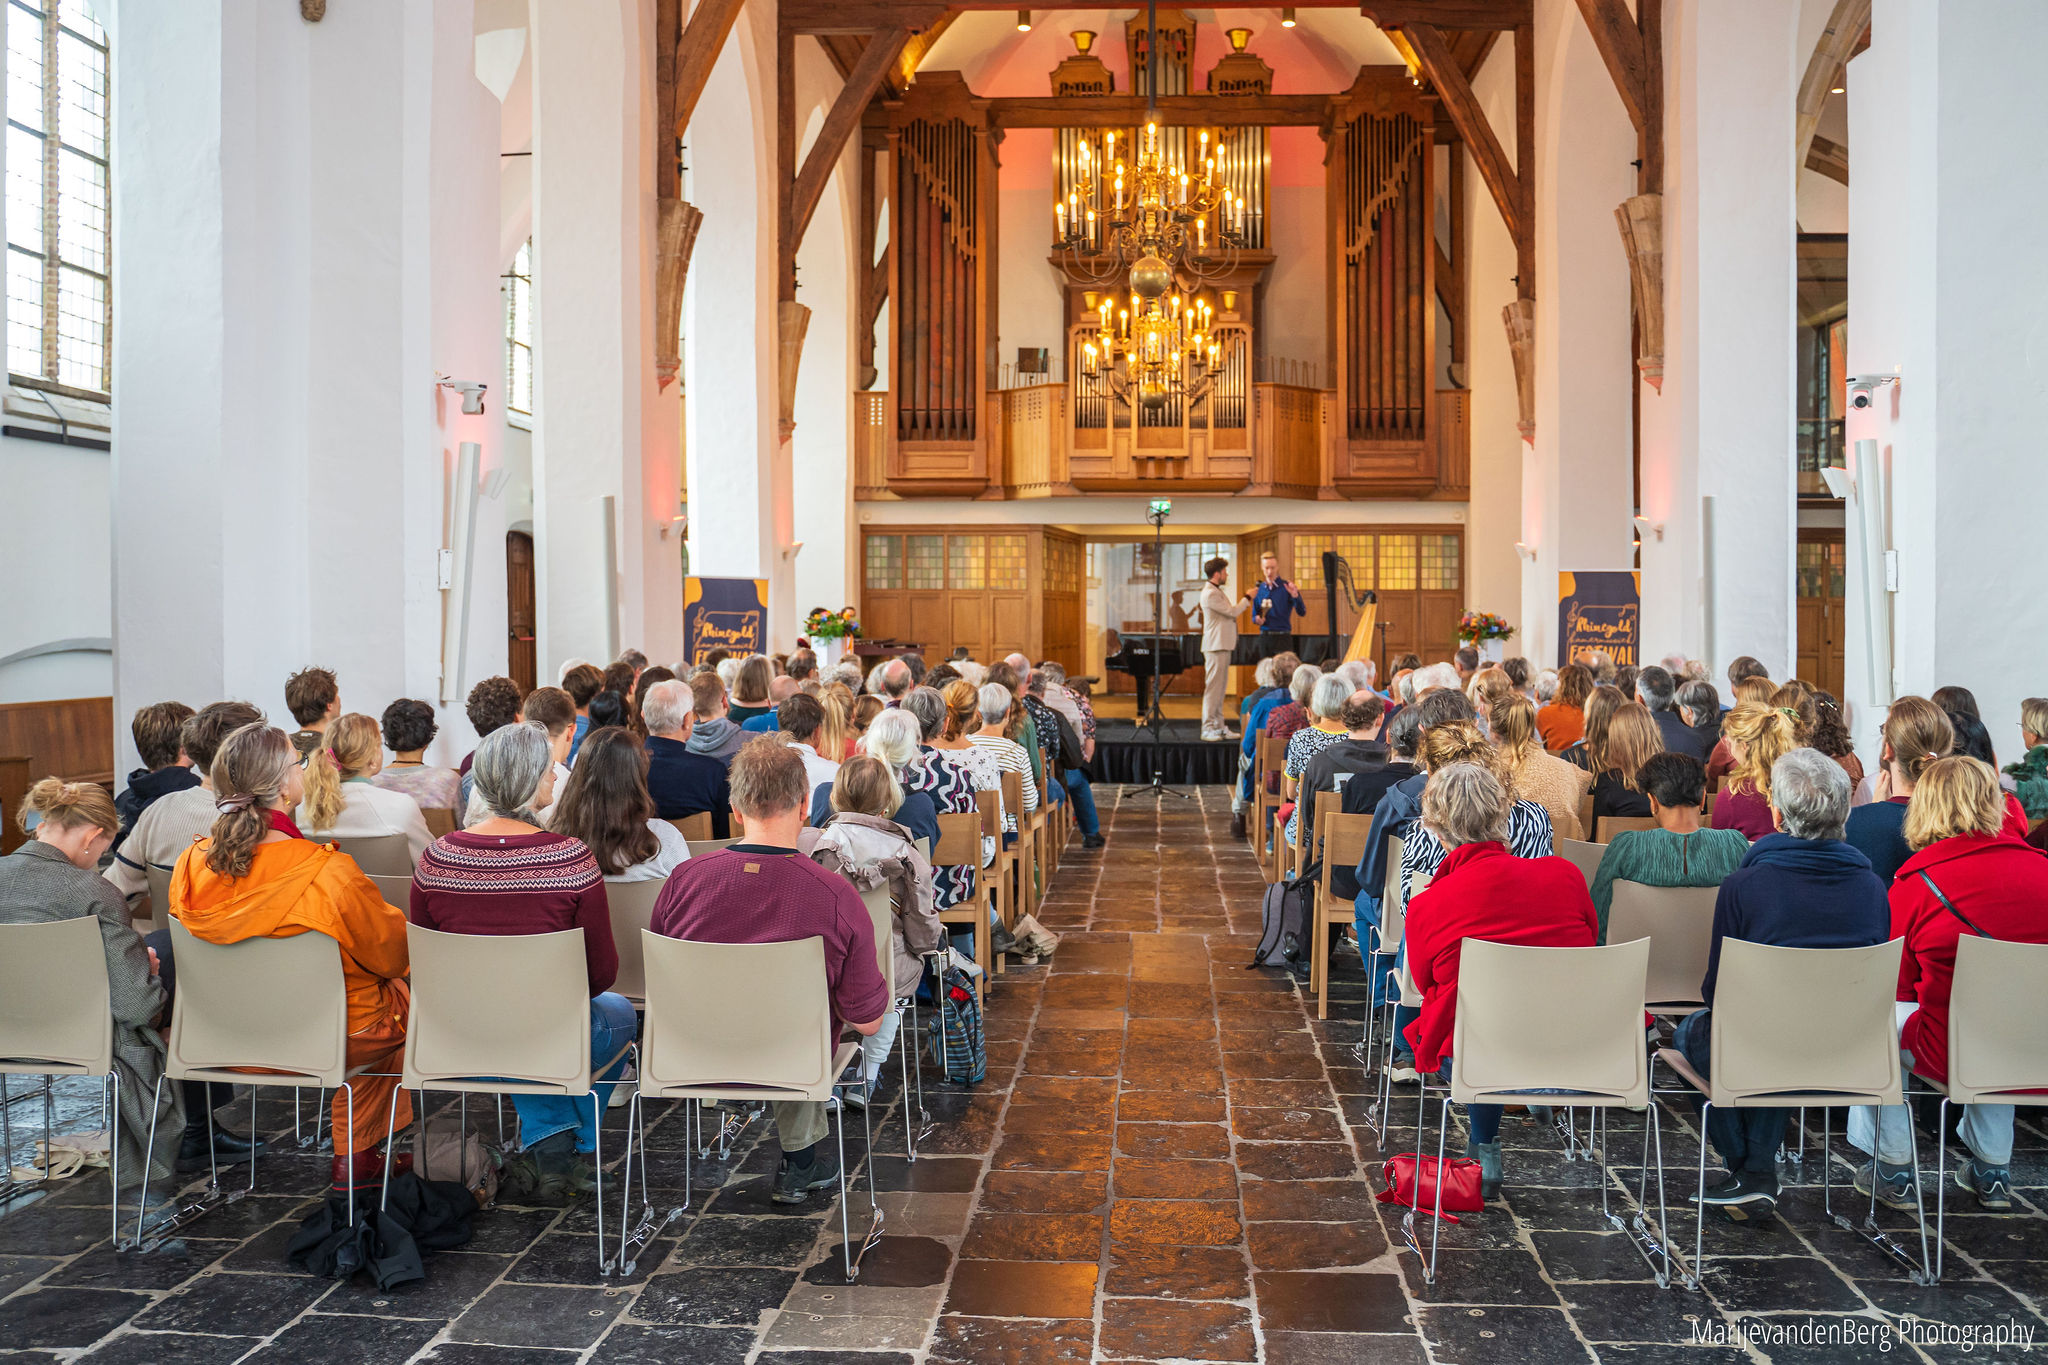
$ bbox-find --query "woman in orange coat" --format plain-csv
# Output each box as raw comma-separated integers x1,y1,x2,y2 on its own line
171,722,412,1190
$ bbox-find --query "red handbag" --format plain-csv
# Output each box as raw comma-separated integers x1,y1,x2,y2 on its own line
1377,1153,1485,1223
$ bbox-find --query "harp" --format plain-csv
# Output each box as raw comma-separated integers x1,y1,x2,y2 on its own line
1320,550,1380,668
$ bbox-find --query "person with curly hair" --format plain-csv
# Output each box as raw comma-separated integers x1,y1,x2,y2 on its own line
372,698,461,814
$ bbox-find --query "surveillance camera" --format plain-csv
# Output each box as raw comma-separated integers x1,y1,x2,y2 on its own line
437,377,489,415
1846,374,1897,411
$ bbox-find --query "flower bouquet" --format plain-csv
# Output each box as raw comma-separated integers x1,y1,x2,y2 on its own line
804,606,863,641
1457,611,1514,662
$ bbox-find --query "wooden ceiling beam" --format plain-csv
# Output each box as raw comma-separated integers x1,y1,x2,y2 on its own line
889,9,956,92
1570,0,1648,133
1806,132,1848,186
1401,23,1519,244
818,33,865,82
784,1,945,34
985,92,1332,129
1361,0,1530,29
674,0,750,136
1795,0,1868,171
789,29,912,258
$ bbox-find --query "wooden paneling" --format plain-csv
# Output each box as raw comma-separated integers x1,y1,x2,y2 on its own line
994,383,1072,497
1251,384,1324,496
1281,526,1467,667
1432,389,1471,497
853,391,889,498
860,526,1084,669
0,696,115,854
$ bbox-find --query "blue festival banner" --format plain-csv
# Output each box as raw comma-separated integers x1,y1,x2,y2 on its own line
1557,571,1640,668
682,577,769,666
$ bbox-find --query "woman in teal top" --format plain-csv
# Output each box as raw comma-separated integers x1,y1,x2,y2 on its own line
1589,751,1749,939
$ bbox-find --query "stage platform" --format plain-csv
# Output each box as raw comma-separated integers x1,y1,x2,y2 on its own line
1090,718,1240,786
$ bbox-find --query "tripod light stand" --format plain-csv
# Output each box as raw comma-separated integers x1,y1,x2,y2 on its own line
1123,499,1187,801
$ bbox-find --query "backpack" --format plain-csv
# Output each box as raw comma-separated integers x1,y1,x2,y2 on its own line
1248,863,1319,974
925,961,987,1084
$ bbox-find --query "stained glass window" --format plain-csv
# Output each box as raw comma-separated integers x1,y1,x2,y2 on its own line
864,534,903,591
505,239,533,418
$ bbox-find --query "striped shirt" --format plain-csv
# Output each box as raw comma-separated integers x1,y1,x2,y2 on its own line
1399,800,1555,903
966,734,1038,821
410,830,617,994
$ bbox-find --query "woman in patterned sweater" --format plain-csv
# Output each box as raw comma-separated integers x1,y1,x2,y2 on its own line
901,686,992,912
1282,673,1354,847
411,722,632,1206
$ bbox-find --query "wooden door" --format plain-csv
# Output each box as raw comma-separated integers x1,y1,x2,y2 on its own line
506,530,537,695
1796,533,1845,696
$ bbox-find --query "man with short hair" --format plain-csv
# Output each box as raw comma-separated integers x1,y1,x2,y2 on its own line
745,675,803,733
284,667,340,758
1453,647,1480,687
1675,748,1889,1219
785,650,817,683
1247,551,1305,635
1411,661,1462,696
685,672,746,764
1032,669,1104,848
112,701,265,902
879,658,912,704
562,663,605,763
776,693,841,796
900,652,928,686
116,701,199,848
643,679,731,836
517,686,577,823
650,737,889,1203
1636,664,1711,761
1298,690,1397,858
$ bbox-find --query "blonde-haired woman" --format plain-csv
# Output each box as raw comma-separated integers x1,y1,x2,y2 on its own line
0,779,184,1215
1491,693,1592,841
1849,757,2048,1212
171,723,411,1190
1587,701,1666,826
1395,721,1555,908
1845,696,1954,881
300,712,433,865
1711,702,1802,840
1707,674,1780,782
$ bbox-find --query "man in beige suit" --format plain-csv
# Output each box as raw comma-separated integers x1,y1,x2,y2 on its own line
1198,556,1250,741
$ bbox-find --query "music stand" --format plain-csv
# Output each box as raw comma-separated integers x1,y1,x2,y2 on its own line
1124,500,1188,800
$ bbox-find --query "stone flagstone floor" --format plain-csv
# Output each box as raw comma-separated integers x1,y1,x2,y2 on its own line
3,787,2048,1362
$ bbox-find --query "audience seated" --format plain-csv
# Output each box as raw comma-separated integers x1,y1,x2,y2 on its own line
1711,702,1801,841
1356,688,1478,922
601,660,636,703
627,665,677,739
299,713,434,864
371,699,461,815
1294,689,1392,860
460,676,526,810
1947,705,2000,771
642,679,732,837
1637,666,1710,762
1403,761,1597,1198
786,649,818,684
776,693,842,796
817,688,856,763
1587,753,1746,938
727,655,776,726
171,723,410,1189
901,685,996,916
1806,690,1864,789
1845,697,1954,882
685,673,747,760
990,661,1051,803
562,663,605,763
411,722,628,1205
929,680,1007,834
801,753,941,1107
1706,674,1777,780
1031,668,1101,846
1453,646,1480,688
1281,674,1352,847
0,780,180,1211
852,694,885,739
111,701,265,902
548,725,691,882
1677,749,1890,1218
811,709,940,847
650,738,889,1203
587,689,629,732
1038,661,1097,765
1588,702,1665,825
1492,694,1593,842
1232,651,1303,837
1562,685,1621,773
875,658,913,707
2000,696,2048,819
1537,663,1593,753
1501,656,1531,697
1675,679,1723,754
518,686,577,826
115,701,198,849
1850,756,2048,1211
1394,722,1556,908
285,666,340,760
970,682,1040,829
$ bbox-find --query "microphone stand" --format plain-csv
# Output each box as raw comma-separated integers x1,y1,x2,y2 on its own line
1123,505,1187,800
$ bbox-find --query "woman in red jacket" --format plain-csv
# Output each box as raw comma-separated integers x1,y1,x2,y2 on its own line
1404,761,1599,1197
1848,756,2048,1213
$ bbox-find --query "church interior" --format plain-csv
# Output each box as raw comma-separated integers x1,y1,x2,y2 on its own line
3,0,2048,1361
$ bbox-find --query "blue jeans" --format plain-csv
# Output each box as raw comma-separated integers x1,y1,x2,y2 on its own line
1848,1047,2016,1169
1062,769,1100,835
1674,1008,1786,1175
1353,892,1399,1009
511,992,638,1152
1435,1060,1501,1144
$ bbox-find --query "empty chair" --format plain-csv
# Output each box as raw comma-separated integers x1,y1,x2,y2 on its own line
1406,938,1677,1285
1558,838,1605,889
624,934,880,1280
1606,882,1717,1015
387,924,628,1273
933,811,991,997
329,832,412,877
1312,803,1373,1018
0,917,130,1246
143,919,364,1245
1654,937,1929,1285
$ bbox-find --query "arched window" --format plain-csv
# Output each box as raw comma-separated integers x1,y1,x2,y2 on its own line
5,0,109,397
504,238,532,421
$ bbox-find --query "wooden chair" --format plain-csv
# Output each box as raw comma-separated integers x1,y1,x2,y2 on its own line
1577,793,1596,843
422,808,456,838
1595,815,1658,843
1252,731,1281,879
974,788,1009,949
1313,799,1374,1020
1001,769,1038,935
933,811,991,1000
668,812,713,842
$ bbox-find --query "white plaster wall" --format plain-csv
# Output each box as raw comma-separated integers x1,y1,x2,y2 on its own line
1464,40,1523,638
0,435,111,702
791,44,856,624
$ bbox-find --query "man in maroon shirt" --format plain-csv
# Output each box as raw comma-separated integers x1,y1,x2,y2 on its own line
651,735,889,1202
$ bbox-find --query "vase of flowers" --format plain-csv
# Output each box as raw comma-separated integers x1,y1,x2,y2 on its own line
804,606,862,671
1457,610,1514,663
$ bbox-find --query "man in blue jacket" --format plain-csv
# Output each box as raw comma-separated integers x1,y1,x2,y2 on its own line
1674,748,1889,1220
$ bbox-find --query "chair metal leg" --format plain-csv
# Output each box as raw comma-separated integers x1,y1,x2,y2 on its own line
835,1097,854,1281
1623,1096,1691,1289
614,1057,685,1279
1693,1100,1712,1282
590,1093,609,1277
104,1072,121,1250
1935,1098,1951,1284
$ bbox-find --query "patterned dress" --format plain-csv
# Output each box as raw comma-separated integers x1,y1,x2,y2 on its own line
1398,800,1556,903
904,746,991,910
1282,724,1349,844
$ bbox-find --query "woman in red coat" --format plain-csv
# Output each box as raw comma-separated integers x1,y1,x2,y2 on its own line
1404,761,1599,1197
1848,757,2048,1212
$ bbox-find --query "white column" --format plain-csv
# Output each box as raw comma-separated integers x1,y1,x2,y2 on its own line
1524,0,1638,667
683,8,787,647
1464,42,1525,642
1638,0,1798,677
1847,0,2048,761
529,0,679,675
110,0,504,772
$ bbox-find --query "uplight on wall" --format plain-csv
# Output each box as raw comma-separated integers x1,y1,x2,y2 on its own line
1632,515,1664,543
1016,9,1031,31
1280,7,1297,25
1513,542,1537,563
